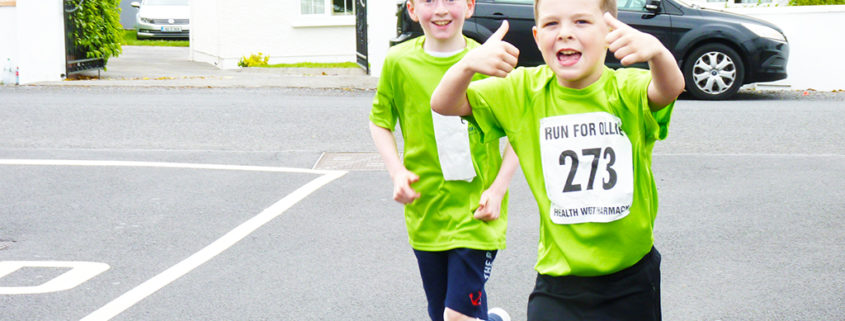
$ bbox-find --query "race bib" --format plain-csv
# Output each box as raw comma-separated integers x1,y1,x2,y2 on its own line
431,110,476,181
539,112,633,224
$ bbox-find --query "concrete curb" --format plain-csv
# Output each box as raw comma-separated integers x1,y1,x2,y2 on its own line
36,74,378,90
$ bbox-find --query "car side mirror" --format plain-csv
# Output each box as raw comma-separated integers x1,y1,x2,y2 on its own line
645,0,661,12
130,1,140,8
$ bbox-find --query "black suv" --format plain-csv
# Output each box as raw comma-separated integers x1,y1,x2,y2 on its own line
391,0,789,100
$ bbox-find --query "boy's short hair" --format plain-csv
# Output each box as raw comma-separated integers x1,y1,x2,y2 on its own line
534,0,618,20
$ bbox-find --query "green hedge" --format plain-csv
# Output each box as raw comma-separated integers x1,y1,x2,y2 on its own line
789,0,845,5
67,0,123,64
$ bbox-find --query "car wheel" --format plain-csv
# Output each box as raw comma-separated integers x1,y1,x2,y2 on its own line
682,43,745,100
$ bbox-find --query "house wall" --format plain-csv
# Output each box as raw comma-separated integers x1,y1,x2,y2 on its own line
188,0,220,67
366,1,397,77
0,0,65,85
0,4,17,84
728,5,845,91
17,0,65,84
190,0,357,69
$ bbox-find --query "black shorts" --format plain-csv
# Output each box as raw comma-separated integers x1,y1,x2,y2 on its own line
413,248,498,321
527,247,662,321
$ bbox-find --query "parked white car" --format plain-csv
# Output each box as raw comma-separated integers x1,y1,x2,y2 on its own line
131,0,190,39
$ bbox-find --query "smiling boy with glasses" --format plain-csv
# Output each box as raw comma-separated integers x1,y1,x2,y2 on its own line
368,0,518,320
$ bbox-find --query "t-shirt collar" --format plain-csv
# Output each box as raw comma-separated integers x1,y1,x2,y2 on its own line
547,66,612,97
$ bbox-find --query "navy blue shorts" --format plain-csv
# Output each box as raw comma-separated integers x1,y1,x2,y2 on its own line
413,248,498,321
527,247,662,321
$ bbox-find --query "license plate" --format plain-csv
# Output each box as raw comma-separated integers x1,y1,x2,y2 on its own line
161,26,182,32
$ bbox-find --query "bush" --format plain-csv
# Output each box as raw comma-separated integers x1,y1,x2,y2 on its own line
789,0,844,5
238,53,270,67
67,0,123,64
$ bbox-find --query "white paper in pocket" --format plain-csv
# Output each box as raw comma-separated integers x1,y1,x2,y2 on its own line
431,110,476,181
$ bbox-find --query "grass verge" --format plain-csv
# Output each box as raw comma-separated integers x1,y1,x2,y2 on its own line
261,62,360,68
121,29,189,47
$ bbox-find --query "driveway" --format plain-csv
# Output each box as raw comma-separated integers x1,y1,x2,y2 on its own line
60,46,378,90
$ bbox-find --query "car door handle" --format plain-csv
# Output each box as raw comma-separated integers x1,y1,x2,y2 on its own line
491,12,509,19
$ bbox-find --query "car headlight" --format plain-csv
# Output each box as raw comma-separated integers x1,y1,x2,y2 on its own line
741,22,786,42
140,17,154,24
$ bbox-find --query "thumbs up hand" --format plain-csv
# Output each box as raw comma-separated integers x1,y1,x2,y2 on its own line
463,20,520,78
604,12,665,66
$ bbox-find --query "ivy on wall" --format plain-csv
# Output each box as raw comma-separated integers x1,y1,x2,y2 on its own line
67,0,123,64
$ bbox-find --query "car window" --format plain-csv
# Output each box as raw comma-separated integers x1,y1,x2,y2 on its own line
143,0,188,5
618,0,649,12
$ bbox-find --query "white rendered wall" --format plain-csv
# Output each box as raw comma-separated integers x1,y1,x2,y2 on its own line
15,0,65,84
190,0,356,69
366,1,397,77
188,0,220,67
727,5,845,91
0,6,17,84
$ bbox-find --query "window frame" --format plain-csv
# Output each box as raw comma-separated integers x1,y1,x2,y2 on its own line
294,0,355,27
300,0,354,16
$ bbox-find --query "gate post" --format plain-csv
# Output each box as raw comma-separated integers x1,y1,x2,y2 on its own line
355,0,368,75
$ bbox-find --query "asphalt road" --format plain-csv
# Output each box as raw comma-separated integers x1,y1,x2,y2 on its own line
0,86,842,320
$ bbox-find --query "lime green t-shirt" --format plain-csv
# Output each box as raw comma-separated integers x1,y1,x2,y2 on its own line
369,36,508,251
466,66,673,276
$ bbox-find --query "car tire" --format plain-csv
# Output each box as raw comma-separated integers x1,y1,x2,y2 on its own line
682,43,745,100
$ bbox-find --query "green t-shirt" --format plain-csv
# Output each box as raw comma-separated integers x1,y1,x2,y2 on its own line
466,65,673,276
369,36,508,251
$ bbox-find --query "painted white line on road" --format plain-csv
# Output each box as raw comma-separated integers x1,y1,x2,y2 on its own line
82,169,346,321
653,153,845,158
0,159,340,175
0,261,110,295
0,159,346,320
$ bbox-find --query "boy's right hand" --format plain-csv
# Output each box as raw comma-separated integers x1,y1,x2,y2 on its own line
474,188,504,222
392,169,421,204
462,20,520,78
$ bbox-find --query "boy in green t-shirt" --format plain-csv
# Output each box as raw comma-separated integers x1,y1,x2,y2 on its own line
368,1,518,320
430,0,685,319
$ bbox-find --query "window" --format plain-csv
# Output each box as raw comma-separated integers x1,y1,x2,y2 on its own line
301,0,324,14
618,0,647,11
295,0,355,27
301,0,353,15
333,0,353,15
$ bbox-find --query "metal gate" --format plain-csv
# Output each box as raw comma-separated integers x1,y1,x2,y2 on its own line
63,0,105,77
355,0,368,74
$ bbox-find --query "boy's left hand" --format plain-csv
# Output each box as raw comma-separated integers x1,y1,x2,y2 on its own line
604,12,666,66
474,188,504,222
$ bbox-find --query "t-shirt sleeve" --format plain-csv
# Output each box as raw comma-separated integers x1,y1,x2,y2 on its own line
369,57,397,131
465,70,523,144
649,102,673,141
621,68,674,142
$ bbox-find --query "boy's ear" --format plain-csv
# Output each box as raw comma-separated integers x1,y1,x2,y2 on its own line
407,0,420,22
532,25,539,46
465,0,476,18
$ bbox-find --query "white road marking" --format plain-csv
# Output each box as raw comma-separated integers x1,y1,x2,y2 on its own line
0,159,346,320
0,159,339,175
653,153,844,158
0,261,110,295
